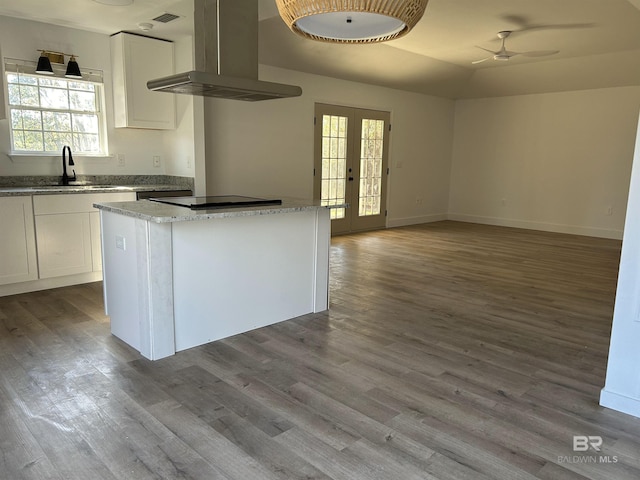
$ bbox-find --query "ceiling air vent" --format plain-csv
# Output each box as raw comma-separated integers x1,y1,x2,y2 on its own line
152,12,180,23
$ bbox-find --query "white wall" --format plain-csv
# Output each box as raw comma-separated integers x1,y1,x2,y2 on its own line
162,35,196,179
0,15,192,178
3,16,636,240
449,87,640,239
601,110,640,418
203,65,455,226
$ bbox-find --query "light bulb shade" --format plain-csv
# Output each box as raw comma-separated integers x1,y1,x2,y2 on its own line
65,57,82,78
276,0,429,43
36,54,54,75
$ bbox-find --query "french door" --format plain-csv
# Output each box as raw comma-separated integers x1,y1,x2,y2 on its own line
314,104,390,235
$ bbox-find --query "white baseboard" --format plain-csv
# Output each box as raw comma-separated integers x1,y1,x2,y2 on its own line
447,213,623,240
0,271,103,297
387,213,448,228
600,389,640,419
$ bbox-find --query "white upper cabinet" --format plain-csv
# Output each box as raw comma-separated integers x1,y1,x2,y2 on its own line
111,32,176,130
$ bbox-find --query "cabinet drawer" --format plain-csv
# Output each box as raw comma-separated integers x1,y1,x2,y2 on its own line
33,192,136,215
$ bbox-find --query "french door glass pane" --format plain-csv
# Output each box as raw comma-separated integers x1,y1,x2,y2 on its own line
321,114,348,219
359,119,385,217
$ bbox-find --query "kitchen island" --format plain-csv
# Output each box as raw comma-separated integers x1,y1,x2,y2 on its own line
94,198,336,360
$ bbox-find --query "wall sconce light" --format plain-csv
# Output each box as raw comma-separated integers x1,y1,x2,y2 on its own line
35,50,83,78
36,50,57,75
65,56,82,78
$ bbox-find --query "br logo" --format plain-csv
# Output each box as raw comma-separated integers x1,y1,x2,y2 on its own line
573,436,603,452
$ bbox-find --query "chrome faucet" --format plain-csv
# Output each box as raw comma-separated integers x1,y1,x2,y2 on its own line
62,145,76,185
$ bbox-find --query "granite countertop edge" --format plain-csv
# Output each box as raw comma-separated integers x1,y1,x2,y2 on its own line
94,199,347,223
0,184,191,196
0,175,193,196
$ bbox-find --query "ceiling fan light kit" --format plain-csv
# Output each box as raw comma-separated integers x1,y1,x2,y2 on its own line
275,0,429,43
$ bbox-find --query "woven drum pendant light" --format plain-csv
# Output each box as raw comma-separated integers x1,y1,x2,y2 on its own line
276,0,429,43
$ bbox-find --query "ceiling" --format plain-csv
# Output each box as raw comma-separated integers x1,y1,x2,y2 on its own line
1,0,640,99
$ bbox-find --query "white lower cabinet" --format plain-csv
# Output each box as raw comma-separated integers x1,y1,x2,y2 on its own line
0,191,136,295
33,192,136,280
35,213,93,278
0,196,38,285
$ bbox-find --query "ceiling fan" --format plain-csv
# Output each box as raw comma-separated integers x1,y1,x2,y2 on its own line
472,31,559,64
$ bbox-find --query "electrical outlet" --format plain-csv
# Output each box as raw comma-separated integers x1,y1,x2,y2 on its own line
416,197,423,205
501,198,507,207
153,156,161,168
606,206,613,216
117,153,125,166
115,235,126,251
186,156,192,169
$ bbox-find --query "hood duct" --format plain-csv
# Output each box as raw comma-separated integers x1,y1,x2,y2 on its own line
147,0,302,101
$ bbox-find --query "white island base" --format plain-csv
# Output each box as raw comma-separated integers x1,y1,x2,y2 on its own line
97,200,331,360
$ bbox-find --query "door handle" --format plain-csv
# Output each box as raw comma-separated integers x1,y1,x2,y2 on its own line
348,177,354,181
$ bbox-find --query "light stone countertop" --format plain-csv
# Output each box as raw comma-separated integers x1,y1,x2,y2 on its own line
0,184,191,196
0,175,194,196
94,198,346,223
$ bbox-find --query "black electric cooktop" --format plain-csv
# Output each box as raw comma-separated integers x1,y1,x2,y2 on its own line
149,195,282,210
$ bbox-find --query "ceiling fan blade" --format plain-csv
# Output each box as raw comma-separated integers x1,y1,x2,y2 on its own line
521,50,560,57
499,14,595,34
501,14,528,29
475,45,499,55
514,22,595,34
471,57,492,64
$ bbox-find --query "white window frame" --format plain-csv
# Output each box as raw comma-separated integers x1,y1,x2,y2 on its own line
4,58,108,157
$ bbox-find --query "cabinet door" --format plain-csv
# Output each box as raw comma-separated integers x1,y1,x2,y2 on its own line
111,32,176,129
33,192,137,276
0,197,38,285
36,213,92,278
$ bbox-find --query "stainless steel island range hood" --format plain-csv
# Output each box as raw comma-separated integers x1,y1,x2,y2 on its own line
147,0,302,101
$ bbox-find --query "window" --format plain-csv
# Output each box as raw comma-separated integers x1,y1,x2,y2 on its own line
5,60,106,155
320,114,348,220
358,118,385,217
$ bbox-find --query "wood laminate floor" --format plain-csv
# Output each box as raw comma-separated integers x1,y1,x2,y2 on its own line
1,221,639,480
